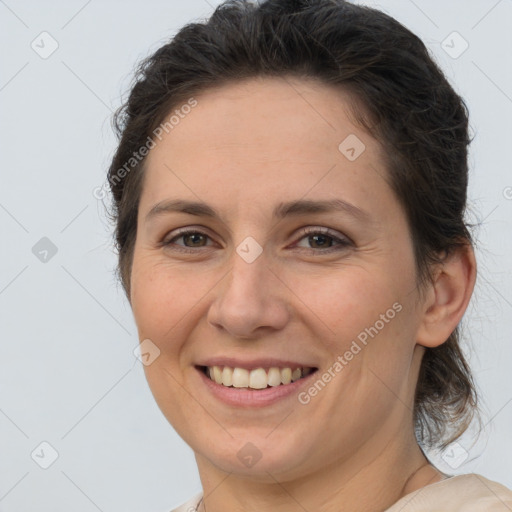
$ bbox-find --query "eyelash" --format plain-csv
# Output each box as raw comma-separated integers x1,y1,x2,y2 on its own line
162,226,352,255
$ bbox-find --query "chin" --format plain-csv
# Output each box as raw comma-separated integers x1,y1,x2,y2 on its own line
195,435,314,481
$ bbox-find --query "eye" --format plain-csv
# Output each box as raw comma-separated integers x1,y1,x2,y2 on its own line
162,228,215,253
293,227,351,252
161,226,352,255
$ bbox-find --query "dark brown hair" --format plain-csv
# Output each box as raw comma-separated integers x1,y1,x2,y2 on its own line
107,0,479,450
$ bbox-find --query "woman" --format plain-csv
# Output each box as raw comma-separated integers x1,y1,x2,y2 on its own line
107,0,512,510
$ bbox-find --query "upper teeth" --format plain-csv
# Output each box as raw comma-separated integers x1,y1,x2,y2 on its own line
206,366,313,389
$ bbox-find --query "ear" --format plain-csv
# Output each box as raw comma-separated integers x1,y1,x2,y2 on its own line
416,244,476,348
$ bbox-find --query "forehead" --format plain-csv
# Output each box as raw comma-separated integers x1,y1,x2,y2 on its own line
150,76,379,161
141,76,393,218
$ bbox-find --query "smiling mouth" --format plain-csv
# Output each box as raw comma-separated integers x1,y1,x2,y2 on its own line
198,365,318,390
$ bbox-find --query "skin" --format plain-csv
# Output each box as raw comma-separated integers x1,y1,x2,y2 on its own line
129,76,476,512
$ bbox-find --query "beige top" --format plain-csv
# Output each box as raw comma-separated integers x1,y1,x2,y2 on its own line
170,474,512,511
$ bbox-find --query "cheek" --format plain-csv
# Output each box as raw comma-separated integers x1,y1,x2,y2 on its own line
284,260,419,396
130,256,221,359
130,261,203,424
130,259,192,343
285,265,404,344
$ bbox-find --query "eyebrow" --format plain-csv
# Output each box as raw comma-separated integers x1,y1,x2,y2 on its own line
145,198,370,223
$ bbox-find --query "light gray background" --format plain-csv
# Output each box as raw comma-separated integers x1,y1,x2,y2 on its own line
0,0,511,510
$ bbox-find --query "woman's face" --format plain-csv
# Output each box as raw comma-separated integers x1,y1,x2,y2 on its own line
130,77,427,481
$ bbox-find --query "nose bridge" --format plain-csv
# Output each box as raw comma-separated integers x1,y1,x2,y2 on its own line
220,212,270,297
222,243,270,313
207,240,289,337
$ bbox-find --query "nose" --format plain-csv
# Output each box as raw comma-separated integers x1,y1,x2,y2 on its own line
207,249,290,339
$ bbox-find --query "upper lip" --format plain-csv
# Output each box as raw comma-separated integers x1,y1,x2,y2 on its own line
196,357,318,370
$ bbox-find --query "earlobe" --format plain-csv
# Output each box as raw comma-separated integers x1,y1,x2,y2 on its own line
416,244,476,348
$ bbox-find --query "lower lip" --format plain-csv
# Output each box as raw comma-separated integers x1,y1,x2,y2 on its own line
195,367,318,408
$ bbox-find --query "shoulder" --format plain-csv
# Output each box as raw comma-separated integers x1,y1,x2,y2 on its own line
169,491,203,512
171,478,512,511
386,473,512,511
